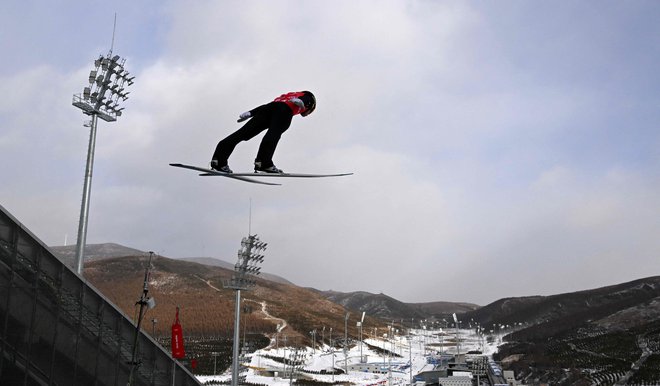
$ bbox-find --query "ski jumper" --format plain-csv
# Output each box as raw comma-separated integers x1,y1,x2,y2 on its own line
212,92,314,169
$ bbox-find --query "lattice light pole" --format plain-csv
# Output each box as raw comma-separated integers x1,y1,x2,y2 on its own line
72,50,133,275
224,235,266,386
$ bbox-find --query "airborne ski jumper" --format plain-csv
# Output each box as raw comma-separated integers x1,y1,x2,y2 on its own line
211,91,316,174
171,90,351,184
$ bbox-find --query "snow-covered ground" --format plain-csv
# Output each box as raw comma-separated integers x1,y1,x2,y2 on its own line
197,327,502,385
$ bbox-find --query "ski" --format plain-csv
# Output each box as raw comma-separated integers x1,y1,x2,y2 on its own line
200,171,353,178
169,163,281,186
200,172,353,178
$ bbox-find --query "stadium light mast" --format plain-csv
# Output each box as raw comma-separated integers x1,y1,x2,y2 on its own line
344,312,350,374
453,313,460,356
358,311,366,363
224,234,266,386
71,22,133,275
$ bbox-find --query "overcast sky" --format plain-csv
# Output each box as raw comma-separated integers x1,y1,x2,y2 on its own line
1,1,658,305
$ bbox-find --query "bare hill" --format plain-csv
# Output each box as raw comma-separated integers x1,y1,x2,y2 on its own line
84,254,387,340
317,290,479,321
50,242,146,267
180,257,293,285
50,243,293,286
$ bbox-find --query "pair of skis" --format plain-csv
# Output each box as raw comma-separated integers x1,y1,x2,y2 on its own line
170,163,352,185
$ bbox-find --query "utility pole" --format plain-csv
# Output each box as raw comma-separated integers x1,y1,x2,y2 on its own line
128,252,156,386
344,312,350,374
409,335,414,386
330,329,335,383
212,352,219,375
310,329,317,354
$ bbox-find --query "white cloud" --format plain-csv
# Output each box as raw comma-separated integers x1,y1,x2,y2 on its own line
1,1,659,305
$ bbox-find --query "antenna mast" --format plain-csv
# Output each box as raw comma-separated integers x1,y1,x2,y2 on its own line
110,13,117,53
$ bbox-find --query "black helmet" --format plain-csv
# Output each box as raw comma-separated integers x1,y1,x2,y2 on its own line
300,91,316,117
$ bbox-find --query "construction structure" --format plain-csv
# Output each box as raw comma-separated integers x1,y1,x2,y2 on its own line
0,204,200,385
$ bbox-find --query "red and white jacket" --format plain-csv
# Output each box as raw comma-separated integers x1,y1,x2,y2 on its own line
274,92,308,116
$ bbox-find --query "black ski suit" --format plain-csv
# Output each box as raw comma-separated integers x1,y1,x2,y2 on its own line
212,92,314,169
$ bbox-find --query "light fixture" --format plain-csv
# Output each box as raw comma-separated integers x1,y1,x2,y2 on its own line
73,52,133,123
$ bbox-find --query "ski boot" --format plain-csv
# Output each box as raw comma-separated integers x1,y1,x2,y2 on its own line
254,161,283,174
210,160,232,173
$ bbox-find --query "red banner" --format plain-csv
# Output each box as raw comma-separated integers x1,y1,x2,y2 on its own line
171,307,185,359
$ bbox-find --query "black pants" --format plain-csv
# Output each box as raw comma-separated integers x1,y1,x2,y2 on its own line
212,102,293,168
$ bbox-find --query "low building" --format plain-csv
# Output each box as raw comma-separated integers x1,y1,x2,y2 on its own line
504,370,517,385
438,375,472,386
415,369,449,383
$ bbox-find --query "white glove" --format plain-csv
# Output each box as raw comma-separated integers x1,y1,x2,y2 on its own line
290,98,305,109
237,111,252,122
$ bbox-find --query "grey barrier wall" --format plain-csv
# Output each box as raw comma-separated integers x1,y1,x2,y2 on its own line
0,204,202,386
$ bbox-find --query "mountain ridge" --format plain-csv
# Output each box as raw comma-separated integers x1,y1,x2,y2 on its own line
314,289,480,320
52,242,660,384
49,243,293,286
463,276,660,334
51,242,479,317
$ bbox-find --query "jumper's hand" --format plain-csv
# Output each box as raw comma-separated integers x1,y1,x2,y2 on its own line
237,111,252,122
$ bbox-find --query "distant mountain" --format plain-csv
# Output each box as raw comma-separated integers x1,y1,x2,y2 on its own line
316,290,479,321
180,257,294,285
462,277,660,385
49,243,147,268
179,257,235,270
50,243,293,286
407,301,481,318
463,276,660,336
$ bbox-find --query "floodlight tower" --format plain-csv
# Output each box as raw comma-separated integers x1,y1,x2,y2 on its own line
310,329,317,354
224,235,266,386
344,312,350,374
357,311,366,363
452,313,460,356
72,47,133,275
